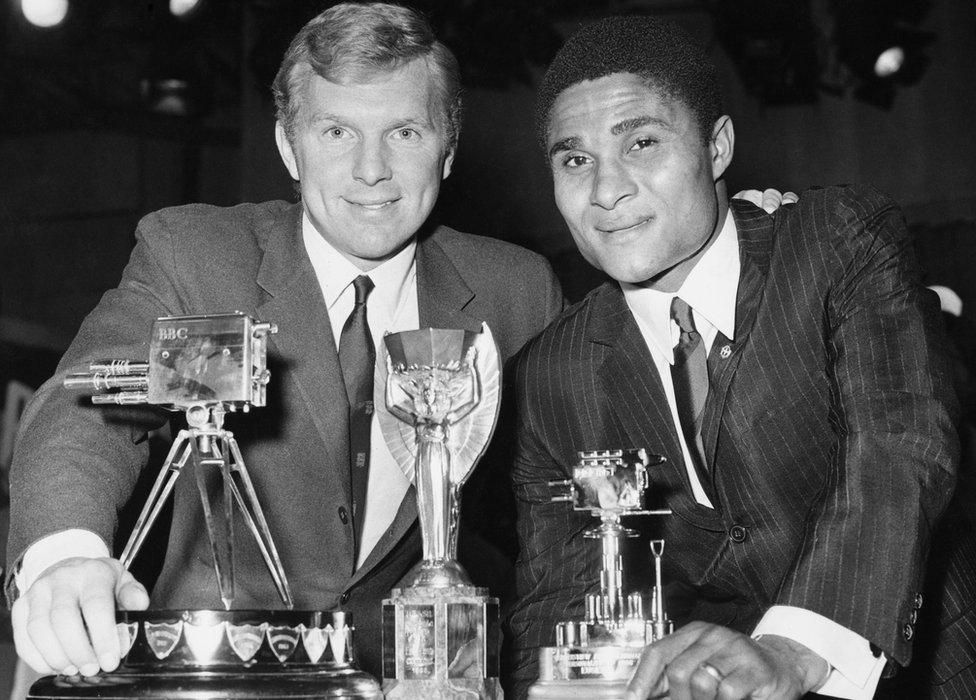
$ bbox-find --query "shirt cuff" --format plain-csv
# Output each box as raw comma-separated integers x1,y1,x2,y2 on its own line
16,529,110,594
753,605,886,700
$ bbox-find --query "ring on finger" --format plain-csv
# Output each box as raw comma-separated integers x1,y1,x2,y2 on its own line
699,661,725,683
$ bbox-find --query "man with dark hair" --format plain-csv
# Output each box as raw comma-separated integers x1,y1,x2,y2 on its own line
6,1,562,682
509,16,958,700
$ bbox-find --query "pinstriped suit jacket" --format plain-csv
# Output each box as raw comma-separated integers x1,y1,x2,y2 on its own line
507,185,960,696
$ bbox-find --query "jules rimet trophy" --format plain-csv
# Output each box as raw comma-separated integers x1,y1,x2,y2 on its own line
44,312,381,699
375,325,502,699
529,448,672,700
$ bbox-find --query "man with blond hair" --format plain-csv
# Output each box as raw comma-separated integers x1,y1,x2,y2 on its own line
6,2,562,680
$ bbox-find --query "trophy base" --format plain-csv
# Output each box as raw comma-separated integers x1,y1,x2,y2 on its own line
381,584,501,699
28,669,382,699
383,677,502,699
528,679,629,700
27,609,382,699
528,643,644,699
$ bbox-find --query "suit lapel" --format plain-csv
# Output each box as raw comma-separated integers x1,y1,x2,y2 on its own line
415,230,483,333
592,285,723,530
254,205,353,510
348,230,481,586
701,202,775,469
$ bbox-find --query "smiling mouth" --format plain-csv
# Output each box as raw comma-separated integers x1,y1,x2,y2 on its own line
598,216,652,234
348,198,401,210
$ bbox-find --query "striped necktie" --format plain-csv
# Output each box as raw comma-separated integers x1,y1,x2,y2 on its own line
670,296,709,474
339,275,375,552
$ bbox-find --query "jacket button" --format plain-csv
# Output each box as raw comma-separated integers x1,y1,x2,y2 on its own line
340,592,350,605
338,506,349,525
909,609,918,625
903,623,914,641
914,593,923,609
729,524,748,543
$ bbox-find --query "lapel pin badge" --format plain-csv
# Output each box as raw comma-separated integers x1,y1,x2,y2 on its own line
720,344,732,359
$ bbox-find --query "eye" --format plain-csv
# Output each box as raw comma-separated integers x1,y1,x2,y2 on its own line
561,154,591,169
392,128,419,140
630,137,657,151
324,126,348,139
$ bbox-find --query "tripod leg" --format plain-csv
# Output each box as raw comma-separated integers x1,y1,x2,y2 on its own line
225,435,294,608
190,436,235,610
119,432,191,570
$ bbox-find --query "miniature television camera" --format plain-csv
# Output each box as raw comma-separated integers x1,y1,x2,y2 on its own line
64,312,276,411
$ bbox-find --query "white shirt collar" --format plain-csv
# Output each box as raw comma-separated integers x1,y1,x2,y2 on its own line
621,209,739,362
301,211,417,312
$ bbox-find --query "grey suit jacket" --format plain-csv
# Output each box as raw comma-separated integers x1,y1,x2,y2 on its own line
507,186,959,697
7,200,563,677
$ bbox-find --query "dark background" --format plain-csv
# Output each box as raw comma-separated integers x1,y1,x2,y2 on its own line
1,0,974,350
1,0,974,693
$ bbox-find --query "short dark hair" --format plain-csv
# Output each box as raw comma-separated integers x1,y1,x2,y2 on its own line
536,16,722,151
272,2,462,150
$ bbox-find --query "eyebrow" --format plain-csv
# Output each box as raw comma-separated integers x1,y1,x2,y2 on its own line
548,136,582,161
548,115,674,160
611,115,672,135
306,113,433,129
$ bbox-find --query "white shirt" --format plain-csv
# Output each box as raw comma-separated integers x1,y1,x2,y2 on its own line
621,210,886,699
17,213,419,591
302,213,417,568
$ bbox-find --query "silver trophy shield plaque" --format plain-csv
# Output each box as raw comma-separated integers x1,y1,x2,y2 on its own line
376,325,503,699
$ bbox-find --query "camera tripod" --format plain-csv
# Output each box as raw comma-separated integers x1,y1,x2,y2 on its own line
118,402,293,609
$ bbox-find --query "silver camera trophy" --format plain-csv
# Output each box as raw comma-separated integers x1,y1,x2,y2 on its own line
54,312,382,699
376,325,503,699
529,449,672,700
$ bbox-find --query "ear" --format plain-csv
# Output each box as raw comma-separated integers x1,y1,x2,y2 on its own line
709,115,734,181
441,145,455,180
275,121,300,181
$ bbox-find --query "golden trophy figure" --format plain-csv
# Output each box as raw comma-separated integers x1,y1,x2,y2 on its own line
376,326,503,700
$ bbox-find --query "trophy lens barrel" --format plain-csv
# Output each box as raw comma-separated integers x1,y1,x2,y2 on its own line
64,374,150,392
89,360,150,376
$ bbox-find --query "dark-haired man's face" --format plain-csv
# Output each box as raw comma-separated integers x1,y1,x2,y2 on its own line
546,72,733,291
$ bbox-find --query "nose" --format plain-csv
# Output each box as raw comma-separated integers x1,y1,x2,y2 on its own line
352,138,392,186
590,159,636,210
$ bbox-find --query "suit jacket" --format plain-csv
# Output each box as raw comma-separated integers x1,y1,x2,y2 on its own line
507,186,959,696
6,200,563,678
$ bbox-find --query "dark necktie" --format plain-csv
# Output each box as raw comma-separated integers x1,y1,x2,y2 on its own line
670,296,709,475
339,275,375,552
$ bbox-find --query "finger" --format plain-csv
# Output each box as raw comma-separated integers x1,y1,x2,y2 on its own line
761,189,783,213
447,638,482,679
21,586,77,675
714,662,769,700
81,577,124,673
688,662,725,700
782,191,799,205
11,598,56,675
49,585,100,676
664,640,729,700
115,570,150,611
626,628,704,700
732,189,763,207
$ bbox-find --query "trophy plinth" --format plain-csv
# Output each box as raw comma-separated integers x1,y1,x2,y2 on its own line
46,314,381,698
377,327,503,699
529,449,672,700
29,610,382,699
